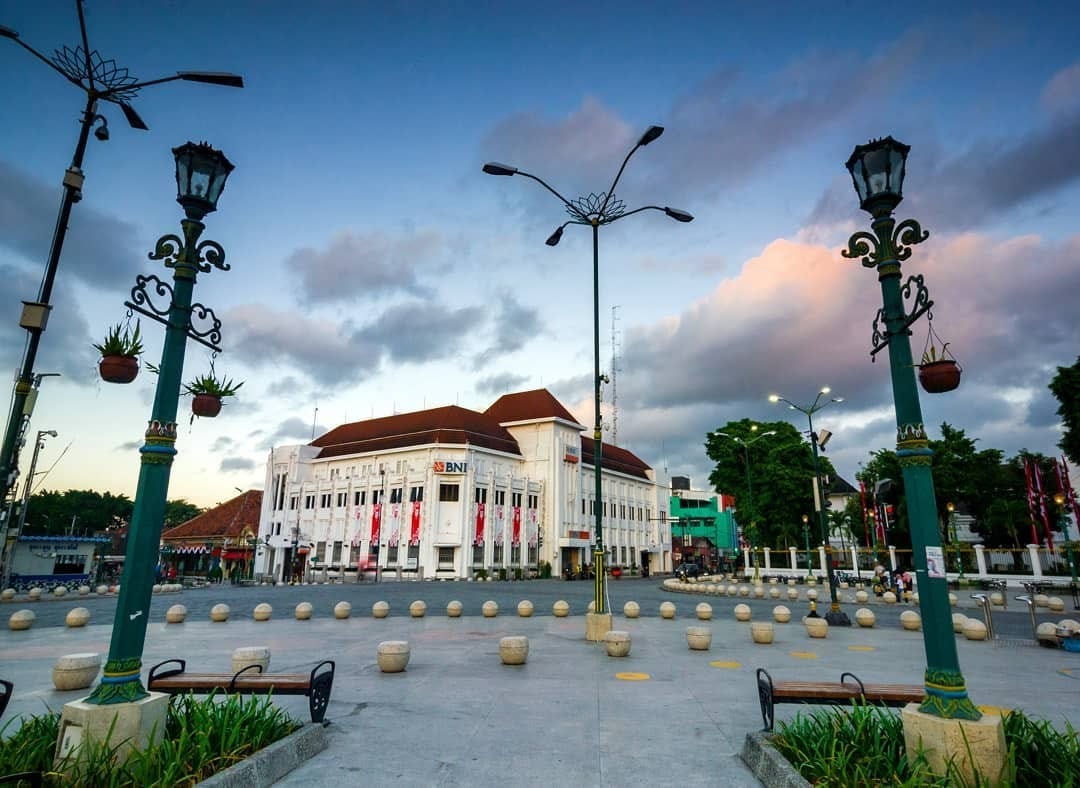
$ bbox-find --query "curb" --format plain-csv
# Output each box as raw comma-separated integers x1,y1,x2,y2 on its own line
197,722,328,787
739,731,810,788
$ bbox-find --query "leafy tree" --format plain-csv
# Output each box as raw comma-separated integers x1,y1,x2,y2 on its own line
1049,357,1080,466
18,490,202,536
705,419,836,549
164,499,203,527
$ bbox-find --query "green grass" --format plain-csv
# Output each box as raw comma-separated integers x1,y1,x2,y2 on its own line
772,705,1080,787
0,693,301,787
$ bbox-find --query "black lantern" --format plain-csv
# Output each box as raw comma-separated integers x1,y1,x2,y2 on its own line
173,141,235,219
845,136,910,216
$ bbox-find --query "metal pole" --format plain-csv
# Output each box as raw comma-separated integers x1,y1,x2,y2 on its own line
743,444,759,581
592,221,606,614
809,415,847,624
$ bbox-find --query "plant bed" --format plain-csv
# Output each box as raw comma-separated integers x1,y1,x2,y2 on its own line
0,692,302,786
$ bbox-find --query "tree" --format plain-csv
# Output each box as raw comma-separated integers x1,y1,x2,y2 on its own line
19,490,201,536
164,499,203,527
1049,357,1080,466
705,419,836,549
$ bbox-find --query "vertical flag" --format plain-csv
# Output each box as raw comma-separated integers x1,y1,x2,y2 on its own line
512,505,521,546
388,502,401,547
528,505,538,547
410,500,421,546
1060,457,1080,538
1033,461,1054,551
474,501,486,546
1024,458,1040,546
370,502,382,545
494,504,504,546
859,480,870,548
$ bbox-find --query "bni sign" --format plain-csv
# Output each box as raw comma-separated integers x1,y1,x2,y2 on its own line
433,461,467,474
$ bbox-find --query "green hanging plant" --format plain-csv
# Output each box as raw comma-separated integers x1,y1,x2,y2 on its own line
183,373,243,398
93,321,143,358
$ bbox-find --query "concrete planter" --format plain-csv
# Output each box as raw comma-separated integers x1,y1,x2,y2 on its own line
623,601,640,619
372,601,390,618
232,646,270,674
210,603,230,622
482,601,498,618
377,640,410,673
855,608,876,628
605,630,631,657
734,603,752,622
659,601,676,619
686,626,712,651
900,610,922,631
772,605,791,623
409,600,427,618
695,602,713,621
65,607,90,628
517,600,534,618
165,604,187,624
446,600,463,617
805,618,829,638
334,601,352,619
52,653,100,690
553,600,570,617
499,635,528,665
750,622,774,644
8,609,34,630
295,602,313,620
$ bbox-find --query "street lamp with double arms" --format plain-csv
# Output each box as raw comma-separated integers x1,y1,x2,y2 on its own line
0,2,243,510
716,428,776,580
484,126,692,622
85,141,235,705
842,136,980,720
770,389,849,625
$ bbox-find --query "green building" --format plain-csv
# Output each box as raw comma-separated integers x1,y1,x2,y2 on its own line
669,492,736,568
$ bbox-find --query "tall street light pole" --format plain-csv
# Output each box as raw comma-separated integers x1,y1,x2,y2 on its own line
770,389,848,625
483,126,693,639
84,141,235,706
0,1,243,510
717,428,776,581
843,136,980,721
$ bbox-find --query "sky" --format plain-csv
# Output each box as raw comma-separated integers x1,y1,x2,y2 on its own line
1,0,1079,511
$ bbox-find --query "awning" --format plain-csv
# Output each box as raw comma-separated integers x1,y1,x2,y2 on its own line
172,545,209,555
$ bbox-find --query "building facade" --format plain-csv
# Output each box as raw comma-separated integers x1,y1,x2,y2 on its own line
255,390,672,582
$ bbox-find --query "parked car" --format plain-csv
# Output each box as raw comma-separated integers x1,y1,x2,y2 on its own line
675,563,701,580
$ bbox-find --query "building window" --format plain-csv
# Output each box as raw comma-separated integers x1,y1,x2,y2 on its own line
439,484,460,502
494,544,503,563
336,492,347,507
438,547,455,570
409,486,424,503
316,541,326,562
390,487,403,504
512,492,522,508
408,544,419,567
274,522,281,536
354,491,366,506
620,504,626,519
528,544,537,564
528,494,538,510
473,544,484,565
304,495,315,510
387,545,398,565
319,493,331,508
511,544,521,564
475,487,487,504
581,497,586,515
289,496,298,510
494,489,505,505
372,489,384,505
332,541,342,564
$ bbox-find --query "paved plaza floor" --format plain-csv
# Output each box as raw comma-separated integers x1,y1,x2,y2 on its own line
2,580,1078,786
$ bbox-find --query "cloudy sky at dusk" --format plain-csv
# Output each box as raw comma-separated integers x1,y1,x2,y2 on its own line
2,1,1078,510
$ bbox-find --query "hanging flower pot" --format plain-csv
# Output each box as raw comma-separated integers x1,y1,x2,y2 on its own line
918,359,962,393
99,355,139,384
93,320,143,384
192,393,223,418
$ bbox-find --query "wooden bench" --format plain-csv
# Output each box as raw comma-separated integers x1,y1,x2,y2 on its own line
756,668,924,731
147,659,335,724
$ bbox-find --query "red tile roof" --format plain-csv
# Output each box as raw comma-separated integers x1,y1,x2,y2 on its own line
484,388,584,427
312,405,521,459
580,437,651,480
161,490,262,543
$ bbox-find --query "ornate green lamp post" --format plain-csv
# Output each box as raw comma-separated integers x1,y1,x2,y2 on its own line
946,502,965,579
483,127,692,637
771,390,849,625
85,141,235,705
801,514,812,580
843,136,979,720
717,427,776,581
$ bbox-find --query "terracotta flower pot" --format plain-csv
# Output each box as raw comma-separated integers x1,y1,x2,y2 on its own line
192,393,223,417
99,355,139,384
918,360,961,393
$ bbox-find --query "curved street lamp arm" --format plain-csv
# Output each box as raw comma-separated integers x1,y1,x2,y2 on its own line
599,141,643,215
607,204,669,223
516,170,587,220
5,34,82,88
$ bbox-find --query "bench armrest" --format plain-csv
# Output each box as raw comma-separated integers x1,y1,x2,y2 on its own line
0,679,12,720
148,659,186,683
229,663,265,692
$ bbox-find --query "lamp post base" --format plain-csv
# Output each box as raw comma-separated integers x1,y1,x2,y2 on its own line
56,692,168,770
585,611,613,642
901,704,1004,786
825,607,851,627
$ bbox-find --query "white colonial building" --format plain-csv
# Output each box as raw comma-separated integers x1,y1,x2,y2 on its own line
255,389,672,582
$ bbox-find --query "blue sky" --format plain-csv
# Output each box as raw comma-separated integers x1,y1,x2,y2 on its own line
2,0,1079,509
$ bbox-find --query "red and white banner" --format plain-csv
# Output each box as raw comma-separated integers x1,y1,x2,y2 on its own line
1024,459,1040,545
512,505,521,546
388,503,401,547
410,501,421,545
370,503,382,544
1061,457,1080,529
527,507,538,547
859,480,870,548
474,502,486,546
494,504,504,545
1034,462,1054,552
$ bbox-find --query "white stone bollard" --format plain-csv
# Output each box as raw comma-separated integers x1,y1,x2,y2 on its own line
65,607,90,628
52,653,101,690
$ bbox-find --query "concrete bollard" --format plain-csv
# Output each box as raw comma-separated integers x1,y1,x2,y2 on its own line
499,635,528,665
210,603,230,622
65,607,90,628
